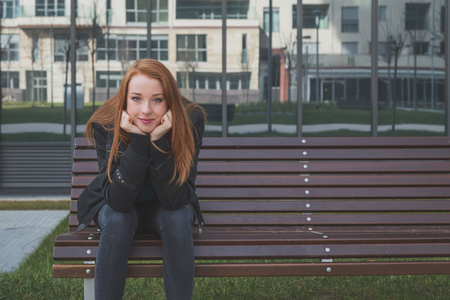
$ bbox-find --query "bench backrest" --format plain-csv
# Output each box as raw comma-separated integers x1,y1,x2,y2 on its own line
69,136,450,233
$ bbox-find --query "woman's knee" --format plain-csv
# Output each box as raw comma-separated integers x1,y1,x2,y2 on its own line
157,205,194,239
97,204,137,236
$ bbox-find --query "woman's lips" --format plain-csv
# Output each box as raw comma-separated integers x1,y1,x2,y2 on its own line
139,118,154,124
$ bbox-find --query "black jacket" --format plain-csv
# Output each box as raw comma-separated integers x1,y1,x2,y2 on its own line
77,109,205,233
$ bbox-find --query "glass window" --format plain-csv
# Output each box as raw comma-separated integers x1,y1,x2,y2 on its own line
97,37,117,61
1,71,19,88
1,34,19,61
152,0,168,23
176,0,248,20
342,42,358,54
176,35,207,62
413,42,429,55
96,71,122,88
54,34,89,62
0,0,19,18
176,72,249,90
36,0,64,17
26,71,47,103
151,35,169,61
405,3,430,30
295,5,329,29
263,7,279,33
126,0,146,23
342,7,359,32
379,5,387,21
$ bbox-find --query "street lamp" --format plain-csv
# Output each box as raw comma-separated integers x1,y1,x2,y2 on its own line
313,10,321,109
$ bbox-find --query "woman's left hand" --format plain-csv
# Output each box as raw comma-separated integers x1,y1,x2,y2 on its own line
150,109,172,141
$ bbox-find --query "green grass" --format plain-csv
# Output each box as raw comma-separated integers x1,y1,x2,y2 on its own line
1,202,449,299
0,215,448,299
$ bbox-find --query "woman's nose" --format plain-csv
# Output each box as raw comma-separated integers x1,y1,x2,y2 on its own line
141,101,152,114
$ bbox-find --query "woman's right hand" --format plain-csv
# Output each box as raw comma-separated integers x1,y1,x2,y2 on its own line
120,110,146,135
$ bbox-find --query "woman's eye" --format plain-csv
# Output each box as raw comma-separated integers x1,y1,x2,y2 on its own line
131,97,140,102
154,98,163,103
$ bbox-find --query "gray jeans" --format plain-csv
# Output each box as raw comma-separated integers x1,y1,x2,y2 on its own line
94,202,195,300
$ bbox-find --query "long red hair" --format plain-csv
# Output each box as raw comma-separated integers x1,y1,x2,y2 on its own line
85,59,204,185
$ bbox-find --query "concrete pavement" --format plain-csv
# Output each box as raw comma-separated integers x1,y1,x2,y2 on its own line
0,210,69,273
2,122,445,135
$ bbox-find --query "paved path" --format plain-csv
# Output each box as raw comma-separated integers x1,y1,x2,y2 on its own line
2,122,445,134
0,210,69,273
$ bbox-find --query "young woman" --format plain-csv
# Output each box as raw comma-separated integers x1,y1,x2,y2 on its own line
77,59,205,300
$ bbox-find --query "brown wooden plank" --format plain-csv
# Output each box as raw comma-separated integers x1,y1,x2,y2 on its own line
198,148,450,161
72,174,450,190
71,185,450,200
68,213,450,229
195,187,450,199
53,260,450,278
70,200,450,214
200,136,450,148
53,242,450,261
74,136,450,151
54,231,450,248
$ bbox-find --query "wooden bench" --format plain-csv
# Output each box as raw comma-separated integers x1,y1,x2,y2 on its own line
53,136,450,298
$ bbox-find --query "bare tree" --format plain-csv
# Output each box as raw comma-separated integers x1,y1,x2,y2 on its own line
379,14,407,131
87,1,105,112
405,0,431,109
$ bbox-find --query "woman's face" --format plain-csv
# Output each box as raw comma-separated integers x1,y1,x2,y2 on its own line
126,73,168,134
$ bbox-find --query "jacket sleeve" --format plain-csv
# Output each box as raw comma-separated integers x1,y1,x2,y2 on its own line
93,124,152,212
147,112,205,210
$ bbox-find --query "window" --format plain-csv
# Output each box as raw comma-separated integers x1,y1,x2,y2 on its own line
33,36,39,63
36,0,64,17
1,71,19,88
176,72,250,90
242,34,247,64
379,6,387,21
1,34,19,61
117,37,147,61
405,3,430,30
1,0,19,18
441,6,445,33
294,5,329,29
413,42,429,55
263,7,279,33
342,7,359,32
151,35,169,61
151,0,168,23
126,0,146,23
342,42,358,54
26,71,47,102
54,34,89,62
96,71,122,88
176,35,207,62
97,35,167,61
176,0,248,19
97,37,117,61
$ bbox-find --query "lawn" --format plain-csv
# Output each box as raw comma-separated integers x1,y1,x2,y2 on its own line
0,101,446,141
0,202,449,299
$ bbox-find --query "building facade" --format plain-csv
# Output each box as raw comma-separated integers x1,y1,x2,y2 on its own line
0,0,447,110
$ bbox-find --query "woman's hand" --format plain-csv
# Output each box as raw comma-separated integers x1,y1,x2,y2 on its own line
150,109,172,141
120,111,146,135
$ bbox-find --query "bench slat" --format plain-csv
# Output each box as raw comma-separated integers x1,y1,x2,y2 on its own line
69,200,450,214
74,148,450,161
53,242,450,261
71,174,450,188
67,213,450,228
53,260,450,278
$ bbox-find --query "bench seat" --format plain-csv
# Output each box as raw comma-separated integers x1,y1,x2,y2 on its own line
53,136,450,285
